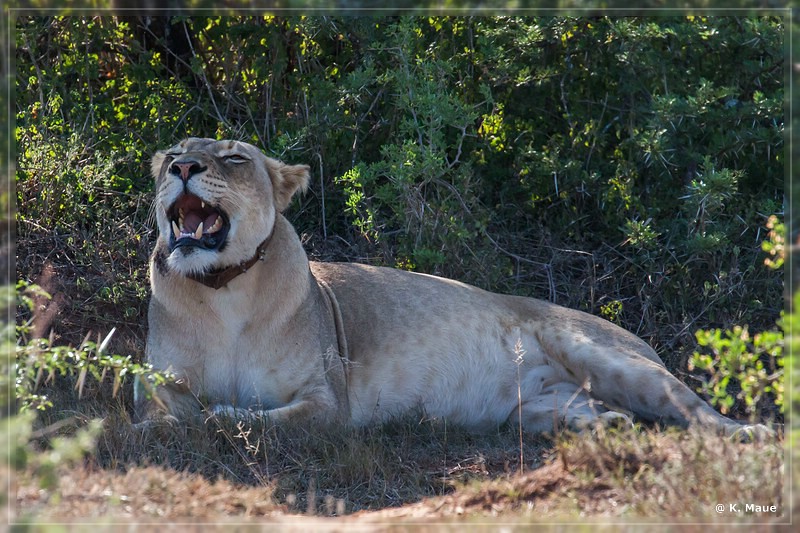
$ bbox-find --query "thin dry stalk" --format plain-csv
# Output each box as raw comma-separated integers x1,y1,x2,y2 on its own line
514,337,526,475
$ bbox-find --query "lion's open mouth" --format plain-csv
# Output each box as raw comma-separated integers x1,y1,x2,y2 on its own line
166,193,229,252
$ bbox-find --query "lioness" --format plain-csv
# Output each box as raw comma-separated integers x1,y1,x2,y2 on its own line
136,137,770,438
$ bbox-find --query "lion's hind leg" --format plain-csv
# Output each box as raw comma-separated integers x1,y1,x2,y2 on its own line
544,334,777,440
512,381,633,434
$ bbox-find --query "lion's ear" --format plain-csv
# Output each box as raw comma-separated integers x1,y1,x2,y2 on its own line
151,151,167,180
267,158,310,212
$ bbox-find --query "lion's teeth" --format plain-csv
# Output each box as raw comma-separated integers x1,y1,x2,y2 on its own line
171,221,181,240
194,221,203,240
201,200,206,209
208,217,222,233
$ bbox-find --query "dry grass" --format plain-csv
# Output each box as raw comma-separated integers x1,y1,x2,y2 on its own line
356,427,788,525
11,405,788,527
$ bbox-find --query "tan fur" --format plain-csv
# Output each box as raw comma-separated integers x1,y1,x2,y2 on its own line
138,138,772,439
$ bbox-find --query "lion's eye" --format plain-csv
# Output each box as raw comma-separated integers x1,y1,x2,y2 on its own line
222,154,249,164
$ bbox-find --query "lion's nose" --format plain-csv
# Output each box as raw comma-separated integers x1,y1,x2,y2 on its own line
170,160,206,182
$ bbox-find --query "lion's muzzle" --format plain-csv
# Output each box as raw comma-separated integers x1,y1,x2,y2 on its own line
166,192,229,252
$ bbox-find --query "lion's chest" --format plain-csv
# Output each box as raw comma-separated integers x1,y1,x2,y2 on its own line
202,319,309,409
149,296,300,410
198,339,279,409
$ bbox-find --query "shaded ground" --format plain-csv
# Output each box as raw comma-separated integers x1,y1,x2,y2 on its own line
10,419,789,529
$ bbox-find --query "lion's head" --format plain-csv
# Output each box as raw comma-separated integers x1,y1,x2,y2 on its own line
151,138,310,277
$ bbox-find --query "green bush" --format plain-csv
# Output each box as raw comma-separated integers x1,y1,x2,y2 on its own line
15,281,173,413
690,325,783,421
689,217,785,423
9,281,174,493
3,282,99,493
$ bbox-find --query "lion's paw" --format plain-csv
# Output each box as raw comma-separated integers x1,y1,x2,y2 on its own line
566,410,634,432
131,415,180,436
728,423,777,443
597,411,635,429
207,404,256,422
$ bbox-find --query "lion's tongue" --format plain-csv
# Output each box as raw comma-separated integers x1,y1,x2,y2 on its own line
182,212,220,234
183,212,203,233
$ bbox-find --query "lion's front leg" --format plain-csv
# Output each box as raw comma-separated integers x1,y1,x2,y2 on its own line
208,396,343,426
133,374,205,427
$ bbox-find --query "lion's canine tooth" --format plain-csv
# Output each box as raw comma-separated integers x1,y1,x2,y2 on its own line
171,221,181,240
201,200,206,209
194,221,203,240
